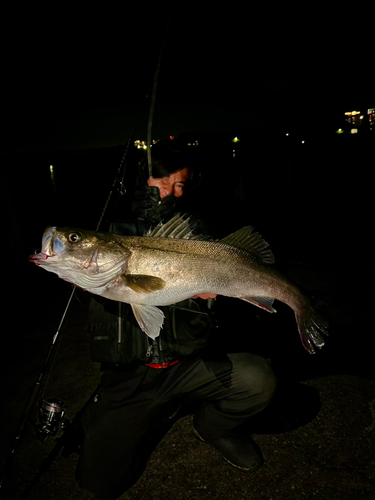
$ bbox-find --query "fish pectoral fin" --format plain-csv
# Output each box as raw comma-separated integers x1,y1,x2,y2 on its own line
131,304,164,339
240,296,277,313
125,274,166,294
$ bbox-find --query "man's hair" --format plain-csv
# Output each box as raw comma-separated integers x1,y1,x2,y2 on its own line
148,140,190,179
137,138,201,197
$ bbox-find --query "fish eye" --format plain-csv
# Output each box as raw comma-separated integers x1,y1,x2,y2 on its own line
68,232,81,243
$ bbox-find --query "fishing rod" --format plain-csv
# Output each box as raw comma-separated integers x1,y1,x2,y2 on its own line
0,110,147,498
0,289,75,493
16,385,99,500
0,10,172,499
0,126,145,497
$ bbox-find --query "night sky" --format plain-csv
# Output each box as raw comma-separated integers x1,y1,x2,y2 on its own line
2,3,372,151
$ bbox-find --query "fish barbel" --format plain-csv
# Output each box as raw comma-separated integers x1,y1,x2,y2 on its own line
29,215,328,353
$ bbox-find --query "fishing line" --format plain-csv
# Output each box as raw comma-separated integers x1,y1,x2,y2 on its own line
98,6,172,229
147,61,162,178
147,6,172,178
96,92,150,232
42,9,173,395
39,286,76,401
40,86,152,396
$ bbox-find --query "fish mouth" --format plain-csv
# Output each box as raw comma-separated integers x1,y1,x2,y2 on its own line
29,226,127,292
29,227,65,266
29,252,51,265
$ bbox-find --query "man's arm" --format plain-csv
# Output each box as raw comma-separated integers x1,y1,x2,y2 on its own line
191,293,217,300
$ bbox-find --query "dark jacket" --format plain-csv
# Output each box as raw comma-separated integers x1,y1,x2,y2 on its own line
88,294,215,367
87,158,216,368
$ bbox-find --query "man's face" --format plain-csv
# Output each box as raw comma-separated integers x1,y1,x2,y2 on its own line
147,167,190,199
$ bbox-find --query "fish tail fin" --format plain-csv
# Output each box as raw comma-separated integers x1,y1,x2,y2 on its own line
295,301,329,354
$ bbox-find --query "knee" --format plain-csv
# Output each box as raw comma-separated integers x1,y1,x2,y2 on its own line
258,359,278,403
231,353,278,403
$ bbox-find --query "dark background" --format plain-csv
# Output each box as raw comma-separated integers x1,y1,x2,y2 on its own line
1,2,373,380
1,3,373,150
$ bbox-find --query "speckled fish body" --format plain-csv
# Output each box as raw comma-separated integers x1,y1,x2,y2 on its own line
30,215,328,352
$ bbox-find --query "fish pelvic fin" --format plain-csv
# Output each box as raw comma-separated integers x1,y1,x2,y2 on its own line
296,304,329,354
240,296,277,313
220,227,275,264
125,274,166,294
131,304,165,339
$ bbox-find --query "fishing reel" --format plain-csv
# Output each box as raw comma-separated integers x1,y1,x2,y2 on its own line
34,398,70,442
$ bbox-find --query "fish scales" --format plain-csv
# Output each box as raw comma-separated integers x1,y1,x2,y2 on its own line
29,214,328,352
123,238,271,304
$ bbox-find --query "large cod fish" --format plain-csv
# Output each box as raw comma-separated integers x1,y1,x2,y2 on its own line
29,215,328,353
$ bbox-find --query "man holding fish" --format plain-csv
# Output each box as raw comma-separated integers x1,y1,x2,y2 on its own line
31,140,327,499
78,141,278,499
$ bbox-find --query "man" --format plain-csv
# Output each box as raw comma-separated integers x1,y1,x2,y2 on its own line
76,141,277,500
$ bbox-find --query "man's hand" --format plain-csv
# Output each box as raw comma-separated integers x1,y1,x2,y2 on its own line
190,293,217,300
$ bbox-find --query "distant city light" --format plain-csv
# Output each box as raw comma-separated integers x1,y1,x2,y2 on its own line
130,108,373,152
368,109,375,129
134,140,148,149
49,165,55,182
49,165,56,191
343,109,369,133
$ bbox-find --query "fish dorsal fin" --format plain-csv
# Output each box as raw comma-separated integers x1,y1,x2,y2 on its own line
219,227,275,264
147,214,205,240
